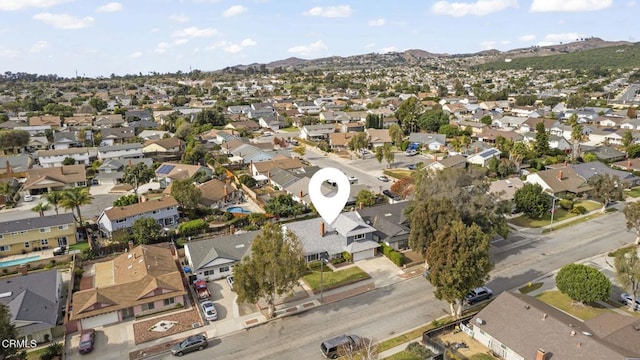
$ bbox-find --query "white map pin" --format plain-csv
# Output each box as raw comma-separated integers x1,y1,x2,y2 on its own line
308,167,351,225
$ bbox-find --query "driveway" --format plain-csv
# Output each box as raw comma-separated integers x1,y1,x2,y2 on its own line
345,255,404,288
206,278,238,321
66,322,135,360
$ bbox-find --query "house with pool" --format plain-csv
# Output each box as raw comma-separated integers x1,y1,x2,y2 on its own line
0,213,77,256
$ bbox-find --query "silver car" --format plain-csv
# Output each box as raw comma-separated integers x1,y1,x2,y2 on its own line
201,300,218,321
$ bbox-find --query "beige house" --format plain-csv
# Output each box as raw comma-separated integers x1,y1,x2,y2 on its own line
0,213,77,256
23,165,87,195
366,129,392,148
143,137,185,154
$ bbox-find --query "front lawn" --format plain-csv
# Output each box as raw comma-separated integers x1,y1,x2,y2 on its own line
69,242,90,252
627,187,640,198
536,291,608,321
383,169,414,180
385,351,421,360
280,127,299,132
509,200,601,228
303,266,370,292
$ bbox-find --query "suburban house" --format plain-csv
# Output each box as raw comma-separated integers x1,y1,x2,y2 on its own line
0,270,63,343
320,111,351,124
28,115,61,128
97,196,180,238
284,212,380,262
97,144,143,161
138,130,173,141
366,129,392,148
341,123,365,133
95,158,153,185
28,136,49,151
23,165,87,195
70,244,186,330
466,147,501,167
0,213,77,255
488,177,525,201
0,154,33,174
36,147,95,168
427,154,467,172
52,132,80,150
100,128,136,146
196,179,243,209
295,101,321,115
470,292,640,360
224,121,260,132
184,231,257,282
229,144,274,164
124,109,152,121
612,158,640,172
525,167,591,196
250,158,305,177
155,163,213,188
142,137,185,154
408,133,446,151
94,114,124,128
356,202,410,250
566,161,640,187
329,133,355,151
300,124,335,141
63,115,93,127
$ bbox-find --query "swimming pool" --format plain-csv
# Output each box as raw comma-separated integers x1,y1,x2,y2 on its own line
227,206,252,214
0,255,41,268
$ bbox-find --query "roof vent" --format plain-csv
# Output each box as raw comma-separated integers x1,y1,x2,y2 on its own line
475,318,484,325
128,265,132,270
235,244,245,248
542,313,548,320
128,254,133,259
524,305,530,310
582,332,592,337
384,213,392,217
0,292,12,299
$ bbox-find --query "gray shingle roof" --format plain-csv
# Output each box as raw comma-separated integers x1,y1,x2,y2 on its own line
185,232,258,271
284,217,345,257
572,161,638,182
0,213,75,234
357,203,410,241
97,143,143,152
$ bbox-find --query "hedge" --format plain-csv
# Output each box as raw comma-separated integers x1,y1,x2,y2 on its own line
381,244,404,266
178,219,208,234
558,199,573,210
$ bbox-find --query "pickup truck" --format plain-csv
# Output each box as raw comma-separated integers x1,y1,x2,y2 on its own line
193,280,211,300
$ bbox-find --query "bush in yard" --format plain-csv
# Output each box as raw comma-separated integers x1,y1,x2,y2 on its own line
178,219,208,234
406,342,434,359
558,199,573,210
556,263,611,304
400,140,410,151
571,205,587,214
381,244,404,266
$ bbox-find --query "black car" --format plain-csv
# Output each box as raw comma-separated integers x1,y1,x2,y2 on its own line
171,335,208,356
408,164,417,170
382,189,401,201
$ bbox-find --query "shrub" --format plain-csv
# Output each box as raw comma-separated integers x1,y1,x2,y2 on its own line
331,257,346,265
558,199,573,210
380,244,404,266
406,342,434,359
178,219,208,235
400,140,410,151
571,205,587,214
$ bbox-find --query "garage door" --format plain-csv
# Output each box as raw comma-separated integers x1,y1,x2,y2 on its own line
80,312,119,330
352,249,374,262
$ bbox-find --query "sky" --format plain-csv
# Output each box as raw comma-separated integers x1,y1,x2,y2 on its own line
0,0,638,78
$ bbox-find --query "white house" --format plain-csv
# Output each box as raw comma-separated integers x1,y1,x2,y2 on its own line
36,147,94,168
97,143,144,161
97,196,180,238
466,147,501,167
300,124,335,141
184,231,257,281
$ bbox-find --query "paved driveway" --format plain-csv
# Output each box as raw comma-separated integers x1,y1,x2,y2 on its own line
206,278,238,321
66,321,135,360
345,255,404,288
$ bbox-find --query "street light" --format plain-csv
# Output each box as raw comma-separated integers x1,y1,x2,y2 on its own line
319,255,330,303
547,191,557,230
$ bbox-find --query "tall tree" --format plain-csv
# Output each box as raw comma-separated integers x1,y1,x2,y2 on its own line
627,106,637,120
556,263,611,304
623,130,634,151
356,189,376,207
264,194,304,217
388,124,403,145
348,132,369,153
132,217,162,245
588,174,624,213
513,183,552,219
534,122,549,157
44,191,63,215
614,247,640,311
509,142,528,171
568,114,582,163
382,143,394,168
408,198,459,260
234,222,306,318
0,303,26,360
374,146,384,164
170,179,202,209
396,97,423,133
60,187,93,227
31,202,51,217
427,221,493,317
122,163,155,197
623,202,640,245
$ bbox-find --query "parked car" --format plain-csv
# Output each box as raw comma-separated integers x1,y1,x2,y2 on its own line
406,149,418,156
226,275,234,291
620,293,640,310
53,246,66,256
23,194,33,202
465,287,493,305
408,164,417,170
382,189,401,201
171,334,208,356
320,334,367,359
377,175,389,182
200,300,218,321
78,329,95,354
348,176,358,184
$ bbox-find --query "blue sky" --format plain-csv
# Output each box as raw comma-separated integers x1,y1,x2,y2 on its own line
0,0,637,78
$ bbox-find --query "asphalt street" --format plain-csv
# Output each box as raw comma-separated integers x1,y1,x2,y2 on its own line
0,192,121,223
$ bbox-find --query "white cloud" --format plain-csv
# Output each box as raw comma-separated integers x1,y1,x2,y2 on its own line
174,38,189,45
33,13,95,29
368,18,385,27
172,26,218,38
530,0,612,12
170,14,189,23
537,32,584,45
225,38,257,53
364,43,375,49
379,46,397,53
288,40,328,56
0,46,19,57
0,0,74,11
96,2,122,12
431,0,517,16
30,40,50,53
223,5,247,17
240,38,256,47
154,42,170,53
150,28,160,33
192,0,222,2
303,5,351,18
129,51,142,58
480,40,497,50
518,34,536,41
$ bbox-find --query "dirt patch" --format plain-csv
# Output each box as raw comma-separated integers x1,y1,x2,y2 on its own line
402,250,424,267
132,308,202,345
439,330,493,359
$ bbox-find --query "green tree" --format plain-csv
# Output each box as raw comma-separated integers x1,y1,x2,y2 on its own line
292,144,306,157
623,202,640,245
427,221,493,317
0,130,30,155
534,122,549,156
418,107,449,132
566,94,587,109
181,142,207,165
513,183,552,219
480,115,492,126
556,263,611,304
348,132,369,153
170,179,202,209
383,143,394,168
408,197,459,259
44,191,63,215
238,174,257,188
122,163,155,197
568,114,582,163
60,187,93,226
387,124,402,146
627,144,640,158
132,217,161,245
588,173,624,213
582,152,597,162
0,303,26,360
509,142,528,171
113,194,139,207
614,247,640,311
31,202,50,217
628,106,638,120
396,97,423,133
62,157,76,165
234,222,306,318
264,194,304,217
374,146,384,164
88,98,108,112
356,189,376,207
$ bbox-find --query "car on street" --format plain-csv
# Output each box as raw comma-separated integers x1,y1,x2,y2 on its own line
620,293,640,310
465,287,493,305
377,175,389,182
321,334,369,359
408,164,417,170
78,329,95,354
200,300,218,321
23,194,33,202
171,334,208,356
227,275,234,291
348,176,358,184
406,149,418,156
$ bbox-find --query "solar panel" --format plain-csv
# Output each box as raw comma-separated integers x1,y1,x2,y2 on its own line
482,149,499,157
156,165,175,174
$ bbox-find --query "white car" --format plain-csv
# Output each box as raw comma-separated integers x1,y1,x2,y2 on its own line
620,293,640,310
200,300,218,321
348,176,358,184
23,194,34,202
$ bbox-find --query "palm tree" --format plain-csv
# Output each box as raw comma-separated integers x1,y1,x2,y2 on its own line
60,187,93,227
44,191,63,215
31,202,51,217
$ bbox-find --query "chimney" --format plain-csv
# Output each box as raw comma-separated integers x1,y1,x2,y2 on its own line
128,240,134,251
557,170,563,181
320,222,325,237
299,190,303,199
5,160,11,174
628,159,632,171
359,202,364,209
224,184,228,197
250,160,254,173
267,171,271,182
536,349,547,360
18,265,27,276
230,225,235,234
